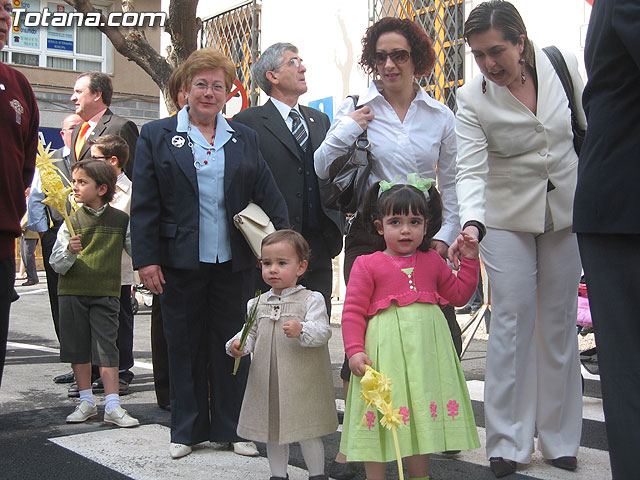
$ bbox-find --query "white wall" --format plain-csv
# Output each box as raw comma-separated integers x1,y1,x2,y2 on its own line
197,0,370,116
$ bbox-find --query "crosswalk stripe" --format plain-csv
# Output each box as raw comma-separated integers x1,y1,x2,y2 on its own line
49,424,310,480
466,380,604,422
7,341,153,370
454,427,611,479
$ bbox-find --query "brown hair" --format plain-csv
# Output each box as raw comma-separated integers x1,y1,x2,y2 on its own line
181,48,236,93
261,229,311,263
464,0,534,70
72,159,117,203
76,72,113,106
359,17,435,77
168,63,186,111
362,182,443,252
90,134,129,169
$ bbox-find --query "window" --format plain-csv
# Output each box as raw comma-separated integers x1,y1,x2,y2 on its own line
5,1,110,72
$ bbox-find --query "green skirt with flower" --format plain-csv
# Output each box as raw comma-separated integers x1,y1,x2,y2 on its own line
340,302,480,462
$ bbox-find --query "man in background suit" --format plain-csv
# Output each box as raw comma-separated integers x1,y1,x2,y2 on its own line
234,42,343,314
574,1,640,478
27,114,81,382
70,72,138,180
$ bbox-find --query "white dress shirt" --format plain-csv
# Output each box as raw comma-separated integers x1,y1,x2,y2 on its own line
314,81,460,246
270,96,309,135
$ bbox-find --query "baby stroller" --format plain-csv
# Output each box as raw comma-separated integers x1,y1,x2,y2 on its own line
577,279,598,376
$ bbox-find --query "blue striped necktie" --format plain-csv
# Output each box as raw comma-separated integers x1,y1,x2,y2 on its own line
289,109,308,152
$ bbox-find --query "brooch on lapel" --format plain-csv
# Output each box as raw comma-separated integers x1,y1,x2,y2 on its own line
171,135,185,148
231,137,237,143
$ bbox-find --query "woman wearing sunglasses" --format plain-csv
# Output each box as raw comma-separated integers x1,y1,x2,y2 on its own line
314,16,460,480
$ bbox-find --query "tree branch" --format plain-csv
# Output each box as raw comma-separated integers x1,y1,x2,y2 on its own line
64,0,200,101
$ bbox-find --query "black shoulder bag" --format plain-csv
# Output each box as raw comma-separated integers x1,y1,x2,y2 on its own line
542,46,586,155
320,95,372,214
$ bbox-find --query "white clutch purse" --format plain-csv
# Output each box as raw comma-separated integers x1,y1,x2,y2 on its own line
233,202,275,259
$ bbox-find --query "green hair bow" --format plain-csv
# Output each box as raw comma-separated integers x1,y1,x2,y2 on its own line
379,173,435,194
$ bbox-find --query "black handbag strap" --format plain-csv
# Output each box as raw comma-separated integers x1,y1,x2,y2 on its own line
542,46,580,132
348,95,369,146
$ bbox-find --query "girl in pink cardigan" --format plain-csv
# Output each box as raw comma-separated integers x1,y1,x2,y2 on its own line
340,177,480,480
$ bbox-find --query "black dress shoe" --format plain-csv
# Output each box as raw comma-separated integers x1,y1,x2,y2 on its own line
489,457,517,478
551,456,577,471
53,371,75,384
456,305,472,315
10,288,19,302
21,279,39,286
67,382,79,397
91,378,105,393
328,460,357,480
118,378,130,395
159,403,171,411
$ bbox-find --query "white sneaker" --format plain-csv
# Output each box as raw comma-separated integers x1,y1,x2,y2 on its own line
170,443,192,459
66,401,98,423
232,441,259,456
103,405,140,428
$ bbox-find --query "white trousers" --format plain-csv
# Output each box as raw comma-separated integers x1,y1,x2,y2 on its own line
481,226,583,463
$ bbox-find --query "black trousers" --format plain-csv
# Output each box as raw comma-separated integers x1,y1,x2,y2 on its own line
117,285,134,382
40,227,61,340
160,262,252,445
0,256,14,388
151,294,170,408
578,233,640,480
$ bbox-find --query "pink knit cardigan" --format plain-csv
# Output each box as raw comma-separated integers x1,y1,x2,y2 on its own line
342,250,479,358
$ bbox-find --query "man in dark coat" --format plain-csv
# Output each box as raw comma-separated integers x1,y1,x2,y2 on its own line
70,72,138,180
234,42,344,314
574,1,640,478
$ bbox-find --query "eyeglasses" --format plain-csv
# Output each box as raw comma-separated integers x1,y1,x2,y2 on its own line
374,50,411,66
192,81,226,94
90,155,110,160
280,56,303,69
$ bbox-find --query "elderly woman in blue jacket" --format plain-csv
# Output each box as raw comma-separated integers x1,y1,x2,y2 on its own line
131,48,288,460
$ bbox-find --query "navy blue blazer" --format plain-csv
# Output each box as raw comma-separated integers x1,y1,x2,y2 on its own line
131,114,289,273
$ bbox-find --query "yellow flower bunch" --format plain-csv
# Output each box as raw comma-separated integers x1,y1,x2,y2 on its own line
36,142,76,235
359,365,405,479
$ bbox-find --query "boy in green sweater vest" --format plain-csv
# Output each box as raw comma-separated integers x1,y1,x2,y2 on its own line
50,159,139,428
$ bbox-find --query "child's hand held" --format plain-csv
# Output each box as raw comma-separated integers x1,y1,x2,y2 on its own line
349,352,372,377
457,231,479,260
68,234,83,254
283,320,302,338
230,339,244,358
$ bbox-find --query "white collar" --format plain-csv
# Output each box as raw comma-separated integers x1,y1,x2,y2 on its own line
358,80,439,110
270,97,302,123
266,284,305,299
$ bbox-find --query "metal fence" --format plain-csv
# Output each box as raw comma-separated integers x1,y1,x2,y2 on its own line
370,0,465,111
200,0,261,107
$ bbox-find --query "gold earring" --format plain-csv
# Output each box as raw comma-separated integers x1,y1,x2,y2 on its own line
482,76,487,94
519,58,526,85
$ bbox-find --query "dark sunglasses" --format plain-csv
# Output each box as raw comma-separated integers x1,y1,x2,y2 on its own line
374,50,411,66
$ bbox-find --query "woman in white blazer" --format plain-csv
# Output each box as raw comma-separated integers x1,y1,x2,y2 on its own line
449,2,587,477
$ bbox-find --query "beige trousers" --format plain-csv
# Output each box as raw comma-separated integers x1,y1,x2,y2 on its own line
481,225,583,463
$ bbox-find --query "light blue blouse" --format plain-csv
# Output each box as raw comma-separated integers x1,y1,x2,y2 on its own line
177,106,233,263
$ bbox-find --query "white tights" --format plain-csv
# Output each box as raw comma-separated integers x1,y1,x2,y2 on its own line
266,437,325,477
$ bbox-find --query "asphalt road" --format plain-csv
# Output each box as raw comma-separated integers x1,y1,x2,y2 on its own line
0,273,611,479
